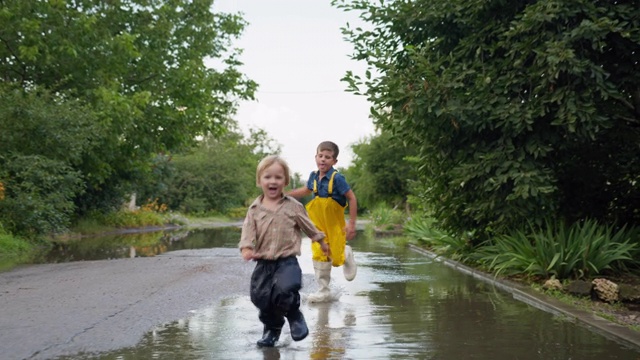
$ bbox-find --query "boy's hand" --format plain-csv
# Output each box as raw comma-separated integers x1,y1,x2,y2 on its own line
319,240,330,257
241,247,255,261
345,223,356,241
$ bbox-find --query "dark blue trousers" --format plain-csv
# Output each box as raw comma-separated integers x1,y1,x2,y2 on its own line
250,256,302,330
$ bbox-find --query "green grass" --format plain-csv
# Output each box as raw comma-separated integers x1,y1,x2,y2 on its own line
0,231,31,254
370,203,405,228
69,209,178,236
70,217,114,235
102,209,165,228
0,229,39,271
404,216,474,260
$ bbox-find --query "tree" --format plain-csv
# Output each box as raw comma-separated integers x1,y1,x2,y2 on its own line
0,86,96,236
139,124,281,214
0,0,257,214
347,130,418,210
333,0,640,240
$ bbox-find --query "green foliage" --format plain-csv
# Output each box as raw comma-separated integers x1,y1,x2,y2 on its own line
0,227,39,271
83,209,165,229
70,216,116,236
102,210,165,229
73,210,188,235
333,0,640,239
0,86,97,237
404,216,474,259
0,155,83,237
472,219,638,280
0,228,31,255
227,207,249,220
347,130,418,210
140,126,280,214
0,86,101,165
0,0,257,217
164,214,189,227
370,203,405,229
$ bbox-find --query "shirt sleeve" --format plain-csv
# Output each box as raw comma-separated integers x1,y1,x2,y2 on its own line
238,208,256,250
333,172,351,196
306,171,315,191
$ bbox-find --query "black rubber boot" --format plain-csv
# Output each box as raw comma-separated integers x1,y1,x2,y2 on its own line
256,326,282,347
286,309,309,341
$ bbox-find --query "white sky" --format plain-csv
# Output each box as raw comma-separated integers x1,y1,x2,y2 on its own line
211,0,375,176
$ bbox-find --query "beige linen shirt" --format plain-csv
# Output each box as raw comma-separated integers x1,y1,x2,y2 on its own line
238,195,325,260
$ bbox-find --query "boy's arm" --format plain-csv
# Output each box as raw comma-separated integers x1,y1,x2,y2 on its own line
238,210,256,261
345,189,357,241
287,186,312,199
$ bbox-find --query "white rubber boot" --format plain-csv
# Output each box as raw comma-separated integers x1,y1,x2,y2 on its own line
343,245,357,281
307,261,332,303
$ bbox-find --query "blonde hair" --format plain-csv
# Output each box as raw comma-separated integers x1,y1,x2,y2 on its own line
317,141,339,159
256,155,290,186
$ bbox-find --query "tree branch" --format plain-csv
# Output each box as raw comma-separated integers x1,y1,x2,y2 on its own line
0,35,27,83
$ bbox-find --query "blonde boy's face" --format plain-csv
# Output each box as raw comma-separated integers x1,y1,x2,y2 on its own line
315,149,337,173
258,162,287,201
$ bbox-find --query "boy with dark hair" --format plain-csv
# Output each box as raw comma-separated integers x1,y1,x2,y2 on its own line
288,141,358,302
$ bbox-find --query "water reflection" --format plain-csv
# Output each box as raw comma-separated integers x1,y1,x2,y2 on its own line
37,227,242,264
57,231,640,359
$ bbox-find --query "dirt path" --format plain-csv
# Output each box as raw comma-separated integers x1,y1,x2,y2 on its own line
0,248,251,360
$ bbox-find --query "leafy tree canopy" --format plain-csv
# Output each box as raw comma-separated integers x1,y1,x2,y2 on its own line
0,0,257,212
347,130,418,210
0,87,92,236
333,0,640,240
141,123,282,215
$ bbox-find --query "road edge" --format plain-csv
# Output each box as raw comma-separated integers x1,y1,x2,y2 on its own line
409,244,640,351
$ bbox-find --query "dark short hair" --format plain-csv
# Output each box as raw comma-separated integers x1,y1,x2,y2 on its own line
317,141,339,159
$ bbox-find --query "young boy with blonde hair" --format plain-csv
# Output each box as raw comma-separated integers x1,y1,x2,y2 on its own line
239,155,329,347
288,141,358,302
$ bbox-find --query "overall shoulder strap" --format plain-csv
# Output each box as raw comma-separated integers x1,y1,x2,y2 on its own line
312,171,318,194
328,170,338,195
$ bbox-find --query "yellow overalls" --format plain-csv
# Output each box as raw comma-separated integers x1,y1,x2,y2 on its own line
306,171,347,266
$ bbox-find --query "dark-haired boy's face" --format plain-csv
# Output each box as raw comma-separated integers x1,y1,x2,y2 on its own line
315,150,337,173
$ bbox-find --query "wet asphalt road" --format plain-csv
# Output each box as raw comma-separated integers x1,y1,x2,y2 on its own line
3,225,640,359
0,248,249,360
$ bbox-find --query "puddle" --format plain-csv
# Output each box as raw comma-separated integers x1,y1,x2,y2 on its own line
56,232,640,359
34,227,242,264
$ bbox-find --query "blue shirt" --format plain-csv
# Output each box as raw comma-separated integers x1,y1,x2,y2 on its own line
306,167,351,207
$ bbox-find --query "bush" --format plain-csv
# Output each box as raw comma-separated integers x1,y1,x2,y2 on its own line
404,216,474,259
473,219,638,280
101,209,165,228
336,0,640,240
0,228,31,255
0,226,38,271
227,207,248,220
0,85,99,237
0,155,83,237
77,208,166,231
370,203,405,230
